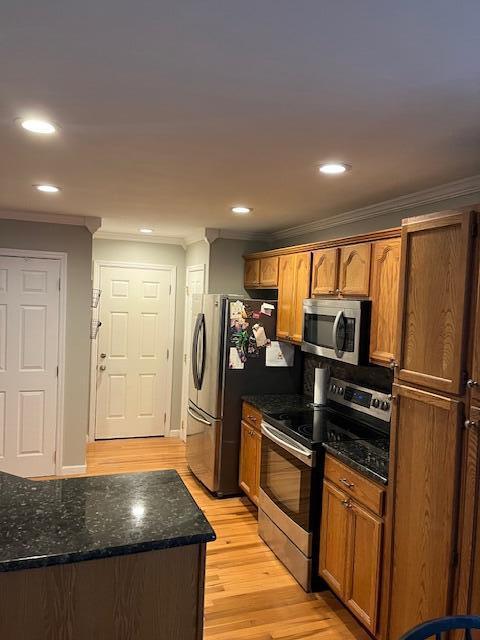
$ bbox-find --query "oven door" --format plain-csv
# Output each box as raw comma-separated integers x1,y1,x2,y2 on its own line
302,300,361,364
260,422,314,532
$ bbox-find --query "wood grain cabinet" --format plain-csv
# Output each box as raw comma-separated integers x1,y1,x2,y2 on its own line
244,257,279,288
338,243,371,296
277,251,311,343
387,384,463,639
244,259,260,287
470,258,480,405
239,402,262,506
395,210,476,395
311,248,339,295
320,457,384,634
369,238,401,367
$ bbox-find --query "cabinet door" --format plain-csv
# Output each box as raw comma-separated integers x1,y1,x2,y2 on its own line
369,238,401,366
252,429,261,506
259,257,279,287
338,243,371,296
346,501,383,634
239,420,257,502
311,248,338,295
291,252,311,343
319,480,350,598
244,259,260,287
396,210,475,395
470,254,480,405
388,384,463,639
277,254,295,340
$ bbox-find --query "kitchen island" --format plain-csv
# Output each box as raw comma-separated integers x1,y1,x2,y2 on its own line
0,469,215,640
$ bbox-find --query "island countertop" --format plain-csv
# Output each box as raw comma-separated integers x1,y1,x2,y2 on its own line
0,469,215,572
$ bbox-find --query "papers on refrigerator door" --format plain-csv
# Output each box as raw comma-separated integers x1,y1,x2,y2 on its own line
266,341,295,367
260,302,275,316
229,347,245,370
252,323,269,347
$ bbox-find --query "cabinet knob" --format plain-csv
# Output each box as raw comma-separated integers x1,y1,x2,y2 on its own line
341,499,352,509
467,379,479,388
389,360,398,370
340,477,355,489
465,419,479,430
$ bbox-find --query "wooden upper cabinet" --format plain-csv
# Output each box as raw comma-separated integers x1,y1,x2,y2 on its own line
338,243,371,296
396,210,476,395
388,384,463,639
311,248,339,295
259,257,279,287
346,501,383,633
277,254,296,340
277,252,311,343
319,480,350,599
244,259,260,287
369,238,401,366
291,252,311,342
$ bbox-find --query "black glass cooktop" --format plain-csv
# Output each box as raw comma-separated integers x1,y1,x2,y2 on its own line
264,406,387,450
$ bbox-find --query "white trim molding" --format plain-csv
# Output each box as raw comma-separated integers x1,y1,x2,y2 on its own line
272,173,480,240
89,260,177,442
94,230,186,247
61,464,87,476
0,208,101,234
0,248,68,476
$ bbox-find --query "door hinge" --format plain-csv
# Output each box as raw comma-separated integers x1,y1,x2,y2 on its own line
53,450,57,464
166,348,170,360
58,278,61,291
56,365,59,377
164,412,167,425
169,284,172,295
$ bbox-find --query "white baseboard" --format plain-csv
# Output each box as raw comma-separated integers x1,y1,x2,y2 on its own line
167,429,180,438
61,464,87,476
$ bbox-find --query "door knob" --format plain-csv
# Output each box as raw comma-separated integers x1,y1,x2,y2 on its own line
100,353,107,359
99,364,106,371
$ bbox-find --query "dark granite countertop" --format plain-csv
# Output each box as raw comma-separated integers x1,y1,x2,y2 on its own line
0,469,215,573
242,393,312,415
323,438,389,485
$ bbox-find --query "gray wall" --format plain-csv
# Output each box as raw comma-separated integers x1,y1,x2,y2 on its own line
274,191,480,247
208,238,269,295
92,239,185,432
186,239,210,292
0,219,92,467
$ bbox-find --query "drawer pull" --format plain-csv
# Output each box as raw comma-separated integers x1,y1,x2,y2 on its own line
341,499,352,509
248,415,257,422
340,477,355,489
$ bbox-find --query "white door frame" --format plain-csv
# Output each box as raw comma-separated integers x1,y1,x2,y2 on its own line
0,248,67,476
180,264,205,441
89,260,177,442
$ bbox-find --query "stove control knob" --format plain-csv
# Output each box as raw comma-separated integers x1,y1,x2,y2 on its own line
381,401,390,411
372,398,380,409
331,384,337,393
337,386,344,395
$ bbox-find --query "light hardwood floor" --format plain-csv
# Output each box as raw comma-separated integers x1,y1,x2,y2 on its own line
86,437,370,640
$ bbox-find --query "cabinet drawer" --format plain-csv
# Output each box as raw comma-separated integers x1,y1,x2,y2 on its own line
242,402,262,431
324,455,385,516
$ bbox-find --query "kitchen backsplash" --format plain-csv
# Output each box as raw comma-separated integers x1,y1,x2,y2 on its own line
303,353,393,396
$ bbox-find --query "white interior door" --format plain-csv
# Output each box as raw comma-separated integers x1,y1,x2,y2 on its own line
0,256,60,477
95,264,174,439
181,265,205,441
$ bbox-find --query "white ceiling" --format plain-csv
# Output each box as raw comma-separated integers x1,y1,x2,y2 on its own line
1,1,480,238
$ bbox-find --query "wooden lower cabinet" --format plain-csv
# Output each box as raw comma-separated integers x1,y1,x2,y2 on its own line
319,467,384,635
239,419,261,506
386,384,463,639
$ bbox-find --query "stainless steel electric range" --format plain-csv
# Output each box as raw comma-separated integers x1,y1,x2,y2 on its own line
258,377,392,591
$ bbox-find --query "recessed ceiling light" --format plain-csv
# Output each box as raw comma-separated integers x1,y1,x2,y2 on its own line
139,228,153,234
318,162,351,175
231,206,252,214
35,184,61,193
20,119,57,134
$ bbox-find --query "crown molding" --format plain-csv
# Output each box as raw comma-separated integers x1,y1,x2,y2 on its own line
94,230,186,247
185,230,208,246
0,208,102,233
272,173,480,240
205,227,270,244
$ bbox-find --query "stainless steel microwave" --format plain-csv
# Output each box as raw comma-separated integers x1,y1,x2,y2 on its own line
302,298,371,365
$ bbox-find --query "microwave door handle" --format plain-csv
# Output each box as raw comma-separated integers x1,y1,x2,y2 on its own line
332,310,344,357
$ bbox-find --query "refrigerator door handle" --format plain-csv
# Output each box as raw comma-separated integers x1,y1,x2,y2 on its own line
197,313,206,390
188,406,212,426
191,313,202,390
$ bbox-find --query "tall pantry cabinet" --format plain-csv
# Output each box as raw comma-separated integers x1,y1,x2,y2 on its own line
385,209,479,639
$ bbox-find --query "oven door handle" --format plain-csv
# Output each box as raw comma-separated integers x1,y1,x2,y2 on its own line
332,310,345,358
261,422,314,467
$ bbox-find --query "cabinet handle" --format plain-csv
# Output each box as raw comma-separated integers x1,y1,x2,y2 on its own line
248,415,257,422
465,419,479,430
341,499,352,509
467,379,479,388
389,360,398,370
340,477,354,489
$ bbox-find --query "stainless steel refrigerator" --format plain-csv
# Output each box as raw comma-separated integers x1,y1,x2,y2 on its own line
186,294,301,497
